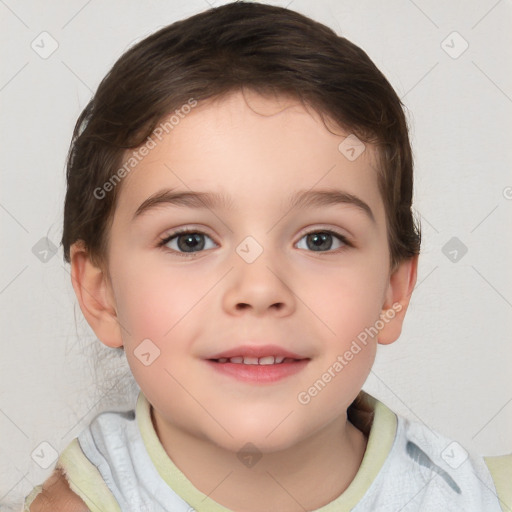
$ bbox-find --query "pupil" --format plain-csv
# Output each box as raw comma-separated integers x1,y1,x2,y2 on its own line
308,232,332,251
178,233,204,252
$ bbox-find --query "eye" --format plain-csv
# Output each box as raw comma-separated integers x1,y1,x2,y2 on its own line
295,230,351,252
158,228,351,256
158,229,217,256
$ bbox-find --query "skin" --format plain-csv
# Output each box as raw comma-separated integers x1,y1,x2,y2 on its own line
29,467,89,511
70,90,418,511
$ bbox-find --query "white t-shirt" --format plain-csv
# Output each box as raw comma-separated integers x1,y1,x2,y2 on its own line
23,389,511,511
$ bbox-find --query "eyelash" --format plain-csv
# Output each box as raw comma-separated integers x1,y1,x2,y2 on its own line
157,227,353,258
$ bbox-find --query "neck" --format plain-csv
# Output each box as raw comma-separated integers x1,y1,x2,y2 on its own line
151,407,368,512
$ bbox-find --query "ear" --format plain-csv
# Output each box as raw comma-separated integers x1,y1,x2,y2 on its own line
377,254,419,345
69,240,123,348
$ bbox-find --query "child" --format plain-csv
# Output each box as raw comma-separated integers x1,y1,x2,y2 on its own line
23,1,511,511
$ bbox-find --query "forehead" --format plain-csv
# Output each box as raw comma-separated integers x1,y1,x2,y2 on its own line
114,91,385,224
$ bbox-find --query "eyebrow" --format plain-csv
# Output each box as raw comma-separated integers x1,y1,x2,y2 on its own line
132,188,375,223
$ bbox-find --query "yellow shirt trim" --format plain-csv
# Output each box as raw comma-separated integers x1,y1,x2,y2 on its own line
23,438,121,512
57,437,121,512
485,453,512,512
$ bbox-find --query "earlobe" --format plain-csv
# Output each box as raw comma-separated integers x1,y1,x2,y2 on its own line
378,254,419,346
69,240,123,348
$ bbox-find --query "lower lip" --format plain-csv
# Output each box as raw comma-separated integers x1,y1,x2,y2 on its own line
205,360,309,383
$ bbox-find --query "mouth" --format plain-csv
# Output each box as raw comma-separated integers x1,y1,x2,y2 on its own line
207,344,308,362
209,355,304,365
205,345,310,383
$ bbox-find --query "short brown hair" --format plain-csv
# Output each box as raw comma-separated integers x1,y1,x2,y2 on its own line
62,0,420,273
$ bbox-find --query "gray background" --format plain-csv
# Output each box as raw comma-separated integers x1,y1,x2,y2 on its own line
1,0,511,508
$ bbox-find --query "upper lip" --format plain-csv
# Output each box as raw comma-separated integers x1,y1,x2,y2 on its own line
207,344,308,360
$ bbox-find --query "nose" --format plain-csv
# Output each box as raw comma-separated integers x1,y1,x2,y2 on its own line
222,245,296,317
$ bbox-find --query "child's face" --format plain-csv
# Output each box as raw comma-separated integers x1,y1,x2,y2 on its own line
97,90,412,452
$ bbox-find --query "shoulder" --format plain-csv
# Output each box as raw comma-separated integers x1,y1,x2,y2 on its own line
484,453,512,510
27,467,90,512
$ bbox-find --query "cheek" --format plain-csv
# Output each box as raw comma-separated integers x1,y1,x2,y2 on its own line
294,265,383,416
299,258,387,339
111,257,203,343
111,260,203,395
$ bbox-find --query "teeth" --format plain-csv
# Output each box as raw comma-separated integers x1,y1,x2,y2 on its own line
216,356,296,365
